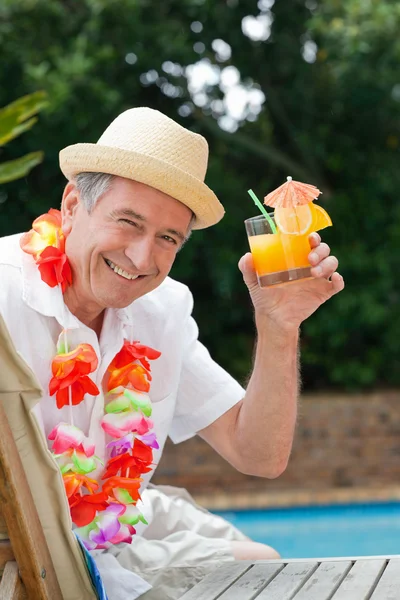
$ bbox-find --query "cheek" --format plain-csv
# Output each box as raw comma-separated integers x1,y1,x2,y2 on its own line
155,246,177,268
103,228,131,250
66,228,97,271
157,248,178,272
65,227,84,259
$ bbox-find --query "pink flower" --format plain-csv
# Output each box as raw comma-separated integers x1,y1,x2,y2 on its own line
101,413,153,438
88,504,126,547
107,433,134,457
48,423,95,456
138,432,159,450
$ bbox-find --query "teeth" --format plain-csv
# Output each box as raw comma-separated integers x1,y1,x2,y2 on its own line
105,259,139,280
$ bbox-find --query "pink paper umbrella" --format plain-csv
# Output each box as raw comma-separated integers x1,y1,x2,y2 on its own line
264,176,322,209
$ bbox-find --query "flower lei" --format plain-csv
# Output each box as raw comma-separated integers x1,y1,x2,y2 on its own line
20,209,160,549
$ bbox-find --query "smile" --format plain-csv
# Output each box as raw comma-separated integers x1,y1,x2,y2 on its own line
104,258,140,280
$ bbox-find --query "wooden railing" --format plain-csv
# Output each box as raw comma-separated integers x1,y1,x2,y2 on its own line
0,402,62,599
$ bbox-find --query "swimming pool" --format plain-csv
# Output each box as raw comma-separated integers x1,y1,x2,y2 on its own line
215,502,400,558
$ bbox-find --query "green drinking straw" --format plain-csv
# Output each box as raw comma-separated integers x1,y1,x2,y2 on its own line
247,189,277,234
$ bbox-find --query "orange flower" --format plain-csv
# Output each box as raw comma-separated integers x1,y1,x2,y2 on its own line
49,343,100,409
36,245,72,292
107,363,151,393
20,209,65,259
102,476,142,504
69,491,109,527
111,341,161,371
63,473,99,498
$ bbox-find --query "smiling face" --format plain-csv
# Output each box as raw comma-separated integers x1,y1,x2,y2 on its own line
61,176,193,322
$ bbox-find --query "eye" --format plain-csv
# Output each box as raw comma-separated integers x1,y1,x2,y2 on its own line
162,235,178,245
119,219,138,227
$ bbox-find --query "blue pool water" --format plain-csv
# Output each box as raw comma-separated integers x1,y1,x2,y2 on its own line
215,502,400,558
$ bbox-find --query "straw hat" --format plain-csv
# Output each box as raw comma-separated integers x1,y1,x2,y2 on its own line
59,107,225,229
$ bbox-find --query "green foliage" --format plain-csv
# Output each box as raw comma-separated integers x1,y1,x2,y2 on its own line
0,152,44,185
0,0,399,389
0,91,47,183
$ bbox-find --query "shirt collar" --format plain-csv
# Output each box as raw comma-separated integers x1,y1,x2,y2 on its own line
21,249,132,331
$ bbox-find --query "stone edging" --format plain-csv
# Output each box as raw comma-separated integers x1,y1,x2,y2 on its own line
192,485,400,511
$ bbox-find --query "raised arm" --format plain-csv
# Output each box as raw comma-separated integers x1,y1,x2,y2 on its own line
199,232,344,478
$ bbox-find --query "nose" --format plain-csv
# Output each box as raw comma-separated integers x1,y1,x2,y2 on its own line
124,236,155,273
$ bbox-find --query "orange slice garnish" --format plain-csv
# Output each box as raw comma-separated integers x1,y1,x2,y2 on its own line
310,204,332,232
275,203,332,235
274,204,313,235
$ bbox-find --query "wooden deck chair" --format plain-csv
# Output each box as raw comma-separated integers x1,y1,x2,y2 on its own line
0,313,100,599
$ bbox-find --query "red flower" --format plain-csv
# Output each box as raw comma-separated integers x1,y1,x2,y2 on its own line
52,377,100,410
102,456,144,481
131,438,154,462
20,209,72,292
69,491,109,527
36,245,72,292
49,343,100,409
103,440,153,480
111,341,161,371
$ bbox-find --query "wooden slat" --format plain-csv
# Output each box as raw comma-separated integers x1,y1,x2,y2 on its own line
183,557,400,600
255,556,400,564
0,540,14,572
256,562,318,600
0,561,25,599
179,561,253,600
293,561,352,600
331,559,387,600
217,563,285,600
0,514,9,540
0,403,63,600
370,558,400,600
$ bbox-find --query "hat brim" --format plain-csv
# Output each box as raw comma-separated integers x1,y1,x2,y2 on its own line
59,143,224,230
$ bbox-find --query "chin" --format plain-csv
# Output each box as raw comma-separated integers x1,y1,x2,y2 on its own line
99,291,147,309
104,297,136,309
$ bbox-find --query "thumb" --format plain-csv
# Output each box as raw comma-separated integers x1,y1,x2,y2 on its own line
238,253,258,288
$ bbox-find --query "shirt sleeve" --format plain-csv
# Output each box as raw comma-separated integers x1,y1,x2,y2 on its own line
91,552,152,600
0,264,24,338
169,310,245,444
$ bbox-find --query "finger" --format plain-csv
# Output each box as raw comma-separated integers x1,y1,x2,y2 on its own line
238,252,258,287
311,255,339,279
308,242,331,266
330,272,345,294
308,232,321,249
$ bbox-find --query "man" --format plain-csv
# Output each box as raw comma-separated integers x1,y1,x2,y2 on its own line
0,107,344,599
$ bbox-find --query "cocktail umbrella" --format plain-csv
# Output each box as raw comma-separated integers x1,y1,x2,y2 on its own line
264,176,322,208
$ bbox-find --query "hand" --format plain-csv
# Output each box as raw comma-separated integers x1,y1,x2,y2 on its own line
239,232,344,332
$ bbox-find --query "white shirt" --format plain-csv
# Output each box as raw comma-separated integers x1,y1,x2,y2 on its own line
0,233,245,599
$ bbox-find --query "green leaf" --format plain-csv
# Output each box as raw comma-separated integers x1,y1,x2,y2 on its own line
0,117,39,146
0,91,48,146
0,152,44,184
0,91,48,122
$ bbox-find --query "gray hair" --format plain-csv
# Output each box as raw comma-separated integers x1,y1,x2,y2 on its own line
75,172,115,212
74,171,196,239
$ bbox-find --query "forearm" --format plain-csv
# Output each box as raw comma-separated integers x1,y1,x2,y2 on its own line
234,315,300,478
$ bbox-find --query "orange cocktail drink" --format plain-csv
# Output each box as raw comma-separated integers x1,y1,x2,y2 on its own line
244,202,332,287
245,215,312,287
250,232,311,273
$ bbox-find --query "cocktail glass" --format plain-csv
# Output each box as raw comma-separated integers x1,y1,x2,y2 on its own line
245,214,313,287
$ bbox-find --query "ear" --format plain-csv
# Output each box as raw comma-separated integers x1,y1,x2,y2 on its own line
61,182,79,236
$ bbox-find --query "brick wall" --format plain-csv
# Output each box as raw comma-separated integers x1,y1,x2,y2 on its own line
152,391,400,501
